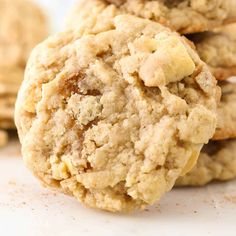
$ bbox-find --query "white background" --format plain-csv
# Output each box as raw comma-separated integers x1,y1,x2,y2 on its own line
0,1,236,235
35,0,77,32
1,140,236,236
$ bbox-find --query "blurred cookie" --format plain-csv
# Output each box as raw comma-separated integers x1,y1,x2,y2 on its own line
16,15,218,212
0,67,24,95
189,24,236,80
176,139,236,186
66,0,236,34
0,95,15,120
0,129,8,148
0,120,15,129
0,0,48,68
0,95,16,129
0,0,48,131
213,82,236,140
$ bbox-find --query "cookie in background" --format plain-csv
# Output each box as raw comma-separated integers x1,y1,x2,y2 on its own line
66,0,236,82
0,130,8,148
213,82,236,140
66,0,236,34
188,24,236,81
0,0,48,147
176,82,236,186
176,139,236,186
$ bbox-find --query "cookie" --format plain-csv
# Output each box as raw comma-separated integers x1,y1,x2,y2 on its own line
0,93,16,129
0,0,48,68
0,120,15,130
0,96,15,118
0,67,24,95
0,0,48,131
213,82,236,140
66,0,236,34
0,68,22,129
176,139,236,186
0,130,8,148
15,15,218,212
189,24,236,80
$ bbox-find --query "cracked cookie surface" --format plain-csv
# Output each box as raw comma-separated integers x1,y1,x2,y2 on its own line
189,24,236,80
66,0,236,34
16,15,218,212
176,139,236,186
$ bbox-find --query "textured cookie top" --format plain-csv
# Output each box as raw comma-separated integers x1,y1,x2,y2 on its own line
213,82,236,140
176,139,236,186
190,24,236,80
0,0,48,68
67,0,236,34
16,15,217,212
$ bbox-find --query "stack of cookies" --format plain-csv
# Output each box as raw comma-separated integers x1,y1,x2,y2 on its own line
0,0,48,147
15,0,236,212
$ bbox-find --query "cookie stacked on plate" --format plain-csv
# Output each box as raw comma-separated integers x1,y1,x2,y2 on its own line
189,24,236,81
177,81,236,186
0,0,48,147
15,0,235,212
177,31,236,185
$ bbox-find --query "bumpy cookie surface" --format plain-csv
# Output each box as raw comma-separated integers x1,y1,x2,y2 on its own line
176,139,236,186
213,82,236,140
0,0,48,68
16,15,217,212
66,0,236,34
190,24,236,80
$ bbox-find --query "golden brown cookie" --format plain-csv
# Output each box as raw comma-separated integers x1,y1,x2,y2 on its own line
0,121,15,130
0,67,24,95
0,0,48,130
0,67,24,129
213,82,236,140
0,129,8,148
16,15,218,212
0,0,48,68
176,139,236,186
0,94,15,129
0,95,15,117
189,24,236,80
66,0,236,34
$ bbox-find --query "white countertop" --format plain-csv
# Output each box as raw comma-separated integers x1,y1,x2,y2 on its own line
0,139,236,236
